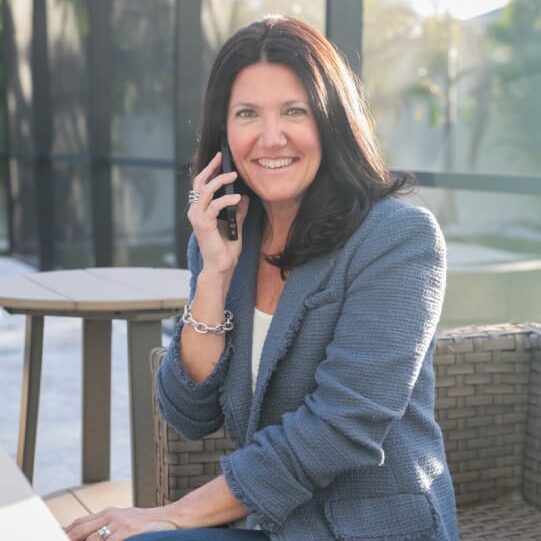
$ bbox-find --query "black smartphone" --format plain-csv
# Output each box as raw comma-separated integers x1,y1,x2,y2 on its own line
214,137,239,241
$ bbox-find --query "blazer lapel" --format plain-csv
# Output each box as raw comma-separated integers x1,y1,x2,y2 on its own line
245,247,339,442
221,203,262,446
222,200,339,445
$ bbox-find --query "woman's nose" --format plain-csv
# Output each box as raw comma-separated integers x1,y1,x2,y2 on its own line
259,119,287,148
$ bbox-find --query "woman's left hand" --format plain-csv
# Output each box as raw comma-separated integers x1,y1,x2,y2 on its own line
64,506,177,541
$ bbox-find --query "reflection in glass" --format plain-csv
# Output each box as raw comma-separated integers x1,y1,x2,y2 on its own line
111,0,175,160
5,0,33,158
7,161,37,257
417,186,541,328
201,0,325,84
0,171,7,252
47,0,88,155
408,184,541,327
0,4,7,250
53,164,93,267
112,166,175,267
364,1,541,328
364,0,541,177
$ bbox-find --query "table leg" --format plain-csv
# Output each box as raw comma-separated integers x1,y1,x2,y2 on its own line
127,320,161,508
17,315,44,483
82,319,112,483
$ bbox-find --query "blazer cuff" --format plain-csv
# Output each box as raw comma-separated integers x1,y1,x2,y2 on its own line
161,317,232,394
220,446,312,532
156,319,232,435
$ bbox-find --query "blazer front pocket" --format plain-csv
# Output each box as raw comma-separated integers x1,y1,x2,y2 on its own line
324,493,440,541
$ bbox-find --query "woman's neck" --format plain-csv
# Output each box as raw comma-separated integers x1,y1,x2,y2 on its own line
261,201,299,253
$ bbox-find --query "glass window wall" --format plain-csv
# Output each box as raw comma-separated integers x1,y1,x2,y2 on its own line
111,0,175,160
1,0,538,324
47,0,88,156
53,163,92,268
201,0,326,81
112,165,175,267
364,1,541,326
0,5,7,252
364,0,541,177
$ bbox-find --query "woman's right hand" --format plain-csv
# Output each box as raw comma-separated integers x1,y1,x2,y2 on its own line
187,152,250,276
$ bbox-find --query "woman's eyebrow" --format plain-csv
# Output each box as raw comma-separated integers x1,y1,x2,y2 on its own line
230,101,258,109
230,99,309,109
283,99,310,106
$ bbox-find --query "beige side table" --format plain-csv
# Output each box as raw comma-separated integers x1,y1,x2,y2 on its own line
0,267,190,508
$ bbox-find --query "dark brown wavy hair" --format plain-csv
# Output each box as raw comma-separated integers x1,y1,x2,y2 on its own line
193,15,413,273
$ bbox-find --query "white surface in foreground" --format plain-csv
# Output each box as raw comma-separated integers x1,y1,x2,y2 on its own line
0,496,69,540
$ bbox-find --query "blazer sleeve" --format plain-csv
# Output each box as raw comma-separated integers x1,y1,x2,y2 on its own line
156,233,233,440
220,204,447,532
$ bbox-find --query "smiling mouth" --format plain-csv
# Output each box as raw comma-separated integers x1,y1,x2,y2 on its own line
256,158,296,169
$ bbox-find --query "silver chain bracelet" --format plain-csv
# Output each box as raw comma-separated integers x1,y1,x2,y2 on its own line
182,303,234,335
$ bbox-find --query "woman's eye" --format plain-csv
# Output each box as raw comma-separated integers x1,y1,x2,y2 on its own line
286,107,308,116
236,109,256,118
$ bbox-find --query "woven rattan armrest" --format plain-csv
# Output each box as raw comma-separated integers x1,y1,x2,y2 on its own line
150,347,235,505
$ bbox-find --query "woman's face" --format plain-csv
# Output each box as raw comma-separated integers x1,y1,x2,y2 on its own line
226,62,322,210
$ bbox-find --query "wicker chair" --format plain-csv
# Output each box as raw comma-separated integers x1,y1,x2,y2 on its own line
150,323,541,539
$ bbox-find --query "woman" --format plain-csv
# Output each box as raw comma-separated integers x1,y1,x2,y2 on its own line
66,15,459,541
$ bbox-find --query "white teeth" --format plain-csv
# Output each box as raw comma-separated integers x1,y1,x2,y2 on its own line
257,158,294,169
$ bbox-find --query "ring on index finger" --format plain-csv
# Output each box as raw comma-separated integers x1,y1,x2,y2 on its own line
188,190,201,204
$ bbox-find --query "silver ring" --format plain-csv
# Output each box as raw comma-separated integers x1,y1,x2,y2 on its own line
97,526,112,540
188,190,201,204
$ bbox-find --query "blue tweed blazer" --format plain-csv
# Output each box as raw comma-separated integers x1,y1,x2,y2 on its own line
157,196,459,541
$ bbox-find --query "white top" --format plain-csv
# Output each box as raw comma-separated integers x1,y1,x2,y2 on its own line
233,308,273,530
251,307,273,392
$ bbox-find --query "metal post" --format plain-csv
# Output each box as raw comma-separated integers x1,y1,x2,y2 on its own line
174,0,202,268
87,0,113,267
326,0,363,77
1,2,14,255
32,0,54,270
